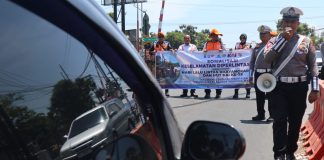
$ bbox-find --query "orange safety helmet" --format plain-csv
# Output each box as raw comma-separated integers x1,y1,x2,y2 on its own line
270,31,278,37
158,32,165,38
209,28,223,37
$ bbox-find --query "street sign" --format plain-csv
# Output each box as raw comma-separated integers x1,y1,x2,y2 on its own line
143,37,157,42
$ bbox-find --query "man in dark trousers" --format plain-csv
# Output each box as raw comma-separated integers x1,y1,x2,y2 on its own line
249,25,273,122
202,28,225,99
178,35,199,98
264,7,319,160
233,33,252,99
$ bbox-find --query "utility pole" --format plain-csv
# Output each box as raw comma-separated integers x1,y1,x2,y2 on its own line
121,0,125,33
113,0,118,23
136,0,139,51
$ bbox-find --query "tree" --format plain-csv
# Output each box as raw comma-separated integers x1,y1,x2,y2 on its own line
48,77,96,133
108,12,114,19
165,31,183,49
276,19,322,49
196,31,209,50
179,25,198,44
0,93,50,156
164,25,209,49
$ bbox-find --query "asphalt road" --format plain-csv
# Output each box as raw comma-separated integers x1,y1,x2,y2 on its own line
167,88,313,160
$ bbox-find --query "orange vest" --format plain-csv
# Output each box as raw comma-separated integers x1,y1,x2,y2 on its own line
154,41,169,51
205,41,222,51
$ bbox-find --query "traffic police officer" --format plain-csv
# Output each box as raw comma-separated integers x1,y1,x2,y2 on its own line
250,25,274,122
264,7,319,160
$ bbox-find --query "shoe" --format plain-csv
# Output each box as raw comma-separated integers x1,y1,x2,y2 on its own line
165,93,170,97
246,94,250,99
180,94,188,97
286,153,296,160
233,94,238,99
266,117,274,122
215,94,221,99
190,93,198,98
204,94,210,99
274,155,285,160
252,114,265,121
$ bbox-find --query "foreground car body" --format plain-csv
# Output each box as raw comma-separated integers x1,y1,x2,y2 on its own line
60,98,134,159
0,1,245,160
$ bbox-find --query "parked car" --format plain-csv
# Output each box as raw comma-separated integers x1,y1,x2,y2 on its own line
60,98,135,159
0,1,245,160
316,50,322,72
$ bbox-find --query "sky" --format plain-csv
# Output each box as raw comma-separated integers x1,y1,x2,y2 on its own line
96,0,324,49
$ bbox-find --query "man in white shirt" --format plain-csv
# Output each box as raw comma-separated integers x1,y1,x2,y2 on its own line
178,35,198,97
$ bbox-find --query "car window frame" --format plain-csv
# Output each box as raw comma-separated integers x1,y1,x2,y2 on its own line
11,1,183,159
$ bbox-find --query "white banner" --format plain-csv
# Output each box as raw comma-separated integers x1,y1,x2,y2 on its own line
155,50,253,89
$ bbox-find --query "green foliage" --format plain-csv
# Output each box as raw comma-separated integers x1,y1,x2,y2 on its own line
0,93,50,150
49,78,95,128
164,24,209,50
165,31,184,49
196,32,209,50
276,19,322,48
108,12,114,19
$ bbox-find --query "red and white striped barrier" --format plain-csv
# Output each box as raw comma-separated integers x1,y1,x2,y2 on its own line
301,80,324,159
158,0,165,33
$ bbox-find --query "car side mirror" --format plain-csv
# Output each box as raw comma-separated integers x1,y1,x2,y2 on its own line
94,134,158,160
181,121,246,160
109,111,117,117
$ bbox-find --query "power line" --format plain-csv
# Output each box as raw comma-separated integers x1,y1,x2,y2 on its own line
147,1,324,9
77,53,93,78
124,16,324,26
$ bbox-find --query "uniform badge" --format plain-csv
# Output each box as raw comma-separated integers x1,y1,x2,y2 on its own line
264,41,273,53
287,8,295,16
297,42,308,54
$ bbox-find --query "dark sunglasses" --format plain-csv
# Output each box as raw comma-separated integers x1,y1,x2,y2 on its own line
259,32,269,35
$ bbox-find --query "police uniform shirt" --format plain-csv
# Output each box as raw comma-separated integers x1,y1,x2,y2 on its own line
264,33,317,77
250,43,271,72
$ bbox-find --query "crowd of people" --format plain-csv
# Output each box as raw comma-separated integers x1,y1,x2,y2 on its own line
146,6,321,160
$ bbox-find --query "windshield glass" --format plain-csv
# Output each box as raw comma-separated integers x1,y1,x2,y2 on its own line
0,1,145,159
69,107,107,138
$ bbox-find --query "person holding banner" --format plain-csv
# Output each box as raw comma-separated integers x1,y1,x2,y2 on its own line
203,28,226,99
150,32,172,97
250,25,274,122
263,7,319,160
233,33,252,99
178,35,199,98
